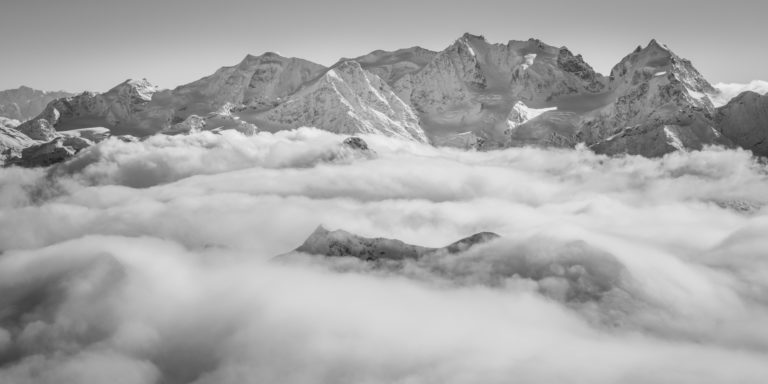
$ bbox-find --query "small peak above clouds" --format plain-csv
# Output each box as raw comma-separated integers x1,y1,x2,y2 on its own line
709,80,768,107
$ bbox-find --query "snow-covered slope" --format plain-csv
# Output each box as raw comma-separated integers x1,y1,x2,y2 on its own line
250,61,428,142
715,91,768,157
170,52,327,116
0,86,73,121
0,116,20,130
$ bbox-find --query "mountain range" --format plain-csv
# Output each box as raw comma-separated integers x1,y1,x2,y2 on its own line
2,33,768,165
0,86,73,122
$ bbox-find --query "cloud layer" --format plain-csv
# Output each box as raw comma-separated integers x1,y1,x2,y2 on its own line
1,129,768,383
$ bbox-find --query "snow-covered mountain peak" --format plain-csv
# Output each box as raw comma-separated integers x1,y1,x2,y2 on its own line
584,40,727,156
608,39,714,102
106,78,159,103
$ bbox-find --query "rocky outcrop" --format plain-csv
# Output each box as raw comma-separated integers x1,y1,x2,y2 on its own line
6,138,77,168
162,115,207,135
715,91,768,157
286,225,500,261
0,126,36,163
16,117,59,141
341,136,371,151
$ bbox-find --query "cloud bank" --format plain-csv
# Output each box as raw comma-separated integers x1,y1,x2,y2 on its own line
1,129,768,383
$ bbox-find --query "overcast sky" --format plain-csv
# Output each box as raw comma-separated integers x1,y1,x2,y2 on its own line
1,0,766,92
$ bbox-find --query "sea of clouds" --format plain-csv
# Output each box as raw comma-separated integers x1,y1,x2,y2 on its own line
1,128,768,383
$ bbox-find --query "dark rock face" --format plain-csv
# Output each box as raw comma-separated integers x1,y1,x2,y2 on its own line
443,232,501,254
342,137,370,151
16,118,59,141
61,135,94,151
715,91,768,157
557,48,605,92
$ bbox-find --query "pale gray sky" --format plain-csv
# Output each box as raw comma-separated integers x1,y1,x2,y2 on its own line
1,0,766,92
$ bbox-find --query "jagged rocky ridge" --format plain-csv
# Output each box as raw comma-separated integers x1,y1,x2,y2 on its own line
4,33,768,162
286,225,501,261
278,226,635,314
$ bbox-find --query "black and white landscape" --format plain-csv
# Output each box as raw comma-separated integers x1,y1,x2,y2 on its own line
2,0,768,382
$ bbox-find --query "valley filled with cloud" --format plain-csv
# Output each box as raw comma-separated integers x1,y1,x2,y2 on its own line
1,129,768,383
